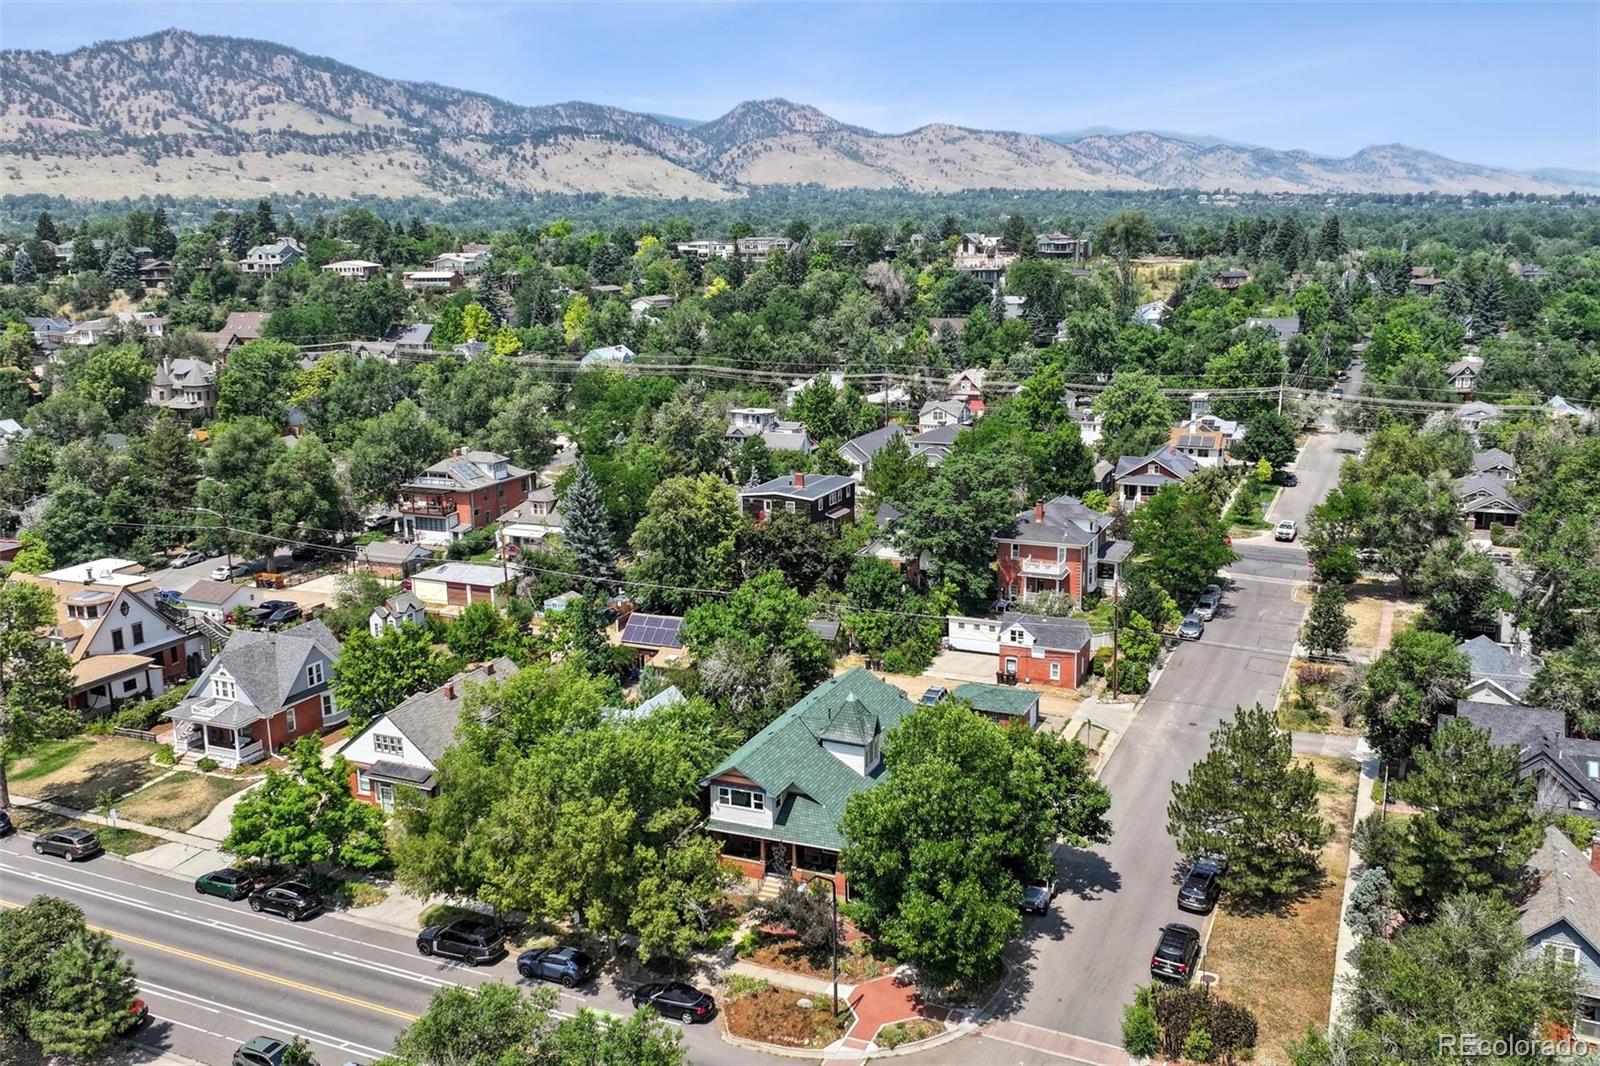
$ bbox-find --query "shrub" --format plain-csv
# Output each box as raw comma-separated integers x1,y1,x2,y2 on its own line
109,686,188,731
1184,1024,1214,1063
725,974,770,1001
877,1019,942,1049
1121,985,1160,1057
733,929,760,958
1113,658,1150,694
1346,866,1394,939
1295,664,1336,687
196,757,219,773
152,746,175,766
1153,986,1257,1062
1093,646,1114,677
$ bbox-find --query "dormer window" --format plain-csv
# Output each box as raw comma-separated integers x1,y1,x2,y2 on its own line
717,786,764,811
1009,628,1025,643
866,733,882,770
307,662,324,687
213,678,236,701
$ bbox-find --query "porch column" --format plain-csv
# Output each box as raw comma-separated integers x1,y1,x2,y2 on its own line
234,728,244,763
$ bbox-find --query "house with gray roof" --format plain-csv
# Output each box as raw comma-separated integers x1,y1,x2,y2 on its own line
353,540,434,578
1459,635,1541,705
998,613,1094,688
1519,827,1600,1042
908,424,964,466
702,668,914,895
838,425,906,482
410,562,509,615
918,399,972,430
1243,316,1301,348
341,657,517,811
240,238,304,276
995,494,1127,607
1455,471,1524,531
369,591,427,638
147,356,217,421
1471,448,1517,481
1112,447,1199,509
739,472,855,526
1453,701,1600,819
166,620,342,768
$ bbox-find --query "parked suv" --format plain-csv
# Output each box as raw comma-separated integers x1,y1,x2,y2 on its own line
232,1037,291,1066
1194,585,1222,621
1274,520,1298,542
247,881,322,921
1177,856,1228,914
518,945,597,987
1150,922,1202,981
416,919,506,965
33,827,103,861
1020,876,1057,915
194,868,256,901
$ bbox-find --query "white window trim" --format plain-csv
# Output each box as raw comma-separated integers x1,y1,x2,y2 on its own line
213,678,236,700
374,733,404,756
285,706,297,733
716,786,765,811
1545,943,1579,965
307,662,324,687
356,770,370,794
1049,660,1061,681
321,693,335,717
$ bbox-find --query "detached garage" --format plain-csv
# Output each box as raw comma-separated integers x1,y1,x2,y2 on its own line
996,613,1093,689
409,562,508,617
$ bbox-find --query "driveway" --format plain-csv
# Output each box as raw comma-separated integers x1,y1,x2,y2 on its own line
998,554,1308,1045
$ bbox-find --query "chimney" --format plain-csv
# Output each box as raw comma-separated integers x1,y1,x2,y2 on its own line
1592,842,1600,879
445,683,456,700
793,471,806,488
453,447,463,458
484,662,495,676
1034,501,1044,523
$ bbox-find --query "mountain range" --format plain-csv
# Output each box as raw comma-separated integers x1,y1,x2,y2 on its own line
0,29,1585,203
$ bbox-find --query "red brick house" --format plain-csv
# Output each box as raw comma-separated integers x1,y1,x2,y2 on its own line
165,620,343,767
996,495,1131,606
399,449,534,549
997,613,1093,688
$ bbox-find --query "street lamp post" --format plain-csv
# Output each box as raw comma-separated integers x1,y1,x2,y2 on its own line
804,874,840,1017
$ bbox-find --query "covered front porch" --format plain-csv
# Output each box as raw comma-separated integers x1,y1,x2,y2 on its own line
713,830,846,898
171,721,266,767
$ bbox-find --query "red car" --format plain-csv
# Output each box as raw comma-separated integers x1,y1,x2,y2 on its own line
122,997,149,1030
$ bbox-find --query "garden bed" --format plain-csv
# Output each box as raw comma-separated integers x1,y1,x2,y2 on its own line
117,771,249,831
722,981,851,1048
748,935,895,984
876,1018,945,1049
1202,756,1360,1064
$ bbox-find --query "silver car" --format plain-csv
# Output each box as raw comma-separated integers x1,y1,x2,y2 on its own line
1178,613,1204,640
1194,585,1222,620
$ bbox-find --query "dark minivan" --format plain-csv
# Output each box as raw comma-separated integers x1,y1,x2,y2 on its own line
416,919,506,965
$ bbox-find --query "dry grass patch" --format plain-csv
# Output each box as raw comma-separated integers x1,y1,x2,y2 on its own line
1203,756,1360,1065
118,772,249,831
1343,580,1423,650
7,736,165,810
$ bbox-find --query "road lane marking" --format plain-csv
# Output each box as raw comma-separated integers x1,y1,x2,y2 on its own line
1,848,429,963
138,981,389,1057
0,861,456,991
0,898,418,1022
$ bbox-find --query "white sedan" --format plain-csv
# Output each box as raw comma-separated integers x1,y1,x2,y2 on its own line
1274,520,1299,542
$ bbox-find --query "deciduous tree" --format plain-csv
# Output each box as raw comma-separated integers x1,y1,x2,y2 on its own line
1131,486,1238,605
332,624,456,730
1358,628,1467,765
628,474,742,613
223,736,389,871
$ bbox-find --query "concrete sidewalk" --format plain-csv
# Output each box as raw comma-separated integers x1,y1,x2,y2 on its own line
727,959,856,1000
1328,746,1381,1028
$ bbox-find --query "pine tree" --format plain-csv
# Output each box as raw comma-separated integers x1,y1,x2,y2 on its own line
1472,269,1506,332
13,247,36,284
252,198,276,244
103,241,138,292
26,930,138,1058
990,283,1006,323
1441,276,1468,316
1304,581,1352,659
1221,219,1239,256
1315,216,1344,260
150,206,177,258
34,211,59,244
561,455,621,593
1167,703,1328,901
68,236,100,275
226,214,252,259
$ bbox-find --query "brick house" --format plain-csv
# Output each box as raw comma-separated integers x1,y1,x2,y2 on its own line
738,472,856,526
995,495,1129,606
997,613,1093,688
16,559,209,713
399,449,533,548
702,668,913,898
340,658,517,812
165,620,343,767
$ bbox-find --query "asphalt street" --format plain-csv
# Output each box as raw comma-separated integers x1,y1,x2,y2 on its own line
0,837,785,1066
1001,553,1309,1046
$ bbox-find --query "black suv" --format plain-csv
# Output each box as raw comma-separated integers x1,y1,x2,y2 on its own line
247,881,322,921
416,919,506,965
1177,856,1227,914
519,945,597,987
1150,922,1202,981
0,809,13,837
632,981,716,1023
33,827,103,861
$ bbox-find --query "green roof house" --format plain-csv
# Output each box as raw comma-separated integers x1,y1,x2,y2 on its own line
952,682,1040,728
702,667,913,896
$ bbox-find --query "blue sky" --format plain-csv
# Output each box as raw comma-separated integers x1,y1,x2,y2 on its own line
6,1,1598,170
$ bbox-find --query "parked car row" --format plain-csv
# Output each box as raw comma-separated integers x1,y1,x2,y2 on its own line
193,867,326,922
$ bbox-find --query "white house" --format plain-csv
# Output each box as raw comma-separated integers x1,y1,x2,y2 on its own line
322,260,383,281
784,372,846,408
340,658,518,811
369,591,428,637
410,562,508,615
919,400,972,430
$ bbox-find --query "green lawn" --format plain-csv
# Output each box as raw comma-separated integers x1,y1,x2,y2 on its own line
1227,477,1276,533
8,739,94,782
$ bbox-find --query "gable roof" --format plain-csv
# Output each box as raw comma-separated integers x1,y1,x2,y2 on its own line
373,591,424,620
1454,700,1600,810
999,493,1108,548
1455,472,1524,513
181,620,341,717
180,579,242,606
1459,636,1540,701
356,540,434,565
353,657,518,765
1000,612,1093,652
839,425,906,467
1113,446,1199,482
952,682,1039,718
1472,448,1517,474
1520,826,1600,956
704,668,913,851
740,472,853,501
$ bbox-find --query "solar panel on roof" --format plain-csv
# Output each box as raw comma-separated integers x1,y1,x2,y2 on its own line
451,462,481,483
621,613,683,649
